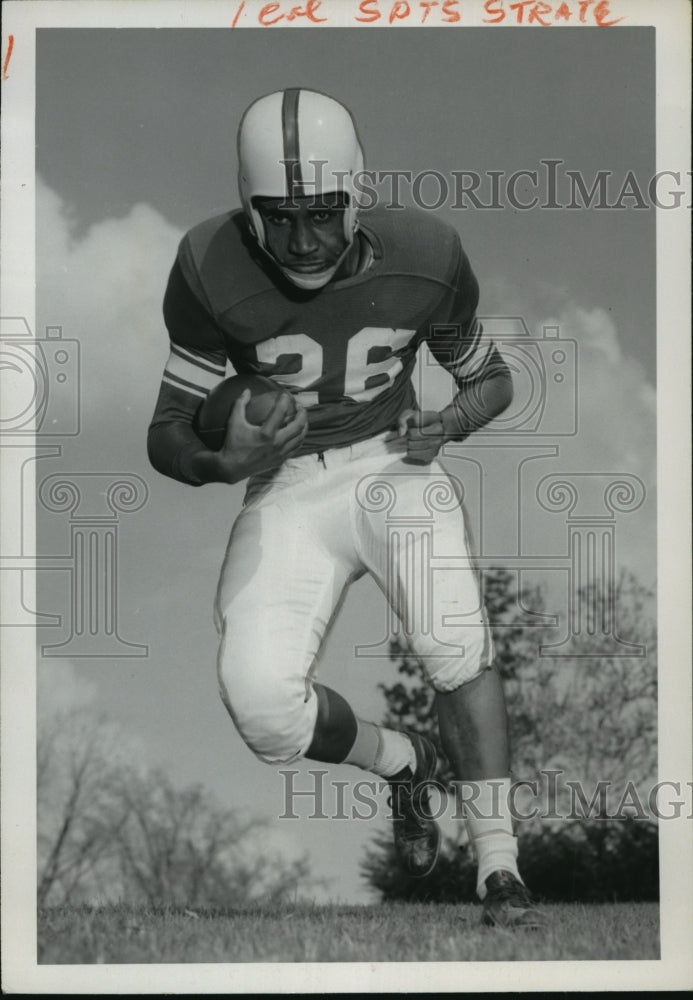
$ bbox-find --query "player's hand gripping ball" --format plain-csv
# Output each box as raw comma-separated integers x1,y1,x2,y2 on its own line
194,373,297,451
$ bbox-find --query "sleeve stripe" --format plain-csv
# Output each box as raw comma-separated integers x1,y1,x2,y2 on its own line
439,319,483,375
164,350,225,392
465,341,495,375
170,342,226,377
457,318,482,364
162,373,209,399
456,341,496,381
445,333,484,373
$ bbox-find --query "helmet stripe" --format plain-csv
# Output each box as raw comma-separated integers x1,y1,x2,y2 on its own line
282,88,304,199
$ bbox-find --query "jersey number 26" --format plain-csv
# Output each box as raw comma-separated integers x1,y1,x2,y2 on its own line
254,327,415,405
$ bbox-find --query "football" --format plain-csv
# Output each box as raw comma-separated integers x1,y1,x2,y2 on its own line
193,373,296,451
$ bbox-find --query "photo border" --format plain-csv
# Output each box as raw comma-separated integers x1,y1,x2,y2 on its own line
1,0,690,992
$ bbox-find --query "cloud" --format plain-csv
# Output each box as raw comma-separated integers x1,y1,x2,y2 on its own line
36,178,184,468
37,657,98,719
415,277,657,582
543,301,656,479
491,286,657,582
479,275,656,476
537,303,656,582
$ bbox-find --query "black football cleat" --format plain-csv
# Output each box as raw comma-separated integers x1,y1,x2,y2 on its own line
388,733,441,878
481,870,546,930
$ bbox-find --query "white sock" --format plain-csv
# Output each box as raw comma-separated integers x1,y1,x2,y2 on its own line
344,720,416,778
458,777,522,899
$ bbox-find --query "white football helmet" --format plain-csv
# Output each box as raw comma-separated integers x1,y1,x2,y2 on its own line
237,88,365,289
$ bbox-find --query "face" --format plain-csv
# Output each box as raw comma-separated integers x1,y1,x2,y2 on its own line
254,193,350,281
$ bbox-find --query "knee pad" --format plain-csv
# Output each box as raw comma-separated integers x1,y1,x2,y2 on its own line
419,624,494,693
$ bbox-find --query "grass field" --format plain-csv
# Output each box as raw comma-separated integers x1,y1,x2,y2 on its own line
38,901,659,964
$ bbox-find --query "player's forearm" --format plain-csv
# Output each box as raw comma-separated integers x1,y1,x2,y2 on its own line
147,424,251,486
440,366,514,441
147,420,235,486
187,445,258,486
147,422,203,485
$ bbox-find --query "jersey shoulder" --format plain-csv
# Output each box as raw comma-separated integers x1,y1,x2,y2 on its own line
360,205,463,288
177,209,272,314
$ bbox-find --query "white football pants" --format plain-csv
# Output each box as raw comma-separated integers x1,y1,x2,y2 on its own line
215,433,492,764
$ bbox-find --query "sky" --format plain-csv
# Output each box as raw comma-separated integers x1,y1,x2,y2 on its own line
31,24,659,904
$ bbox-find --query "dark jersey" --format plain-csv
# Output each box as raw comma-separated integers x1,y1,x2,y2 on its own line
148,206,496,484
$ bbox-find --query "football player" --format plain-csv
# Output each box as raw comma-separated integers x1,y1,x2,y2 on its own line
148,88,544,929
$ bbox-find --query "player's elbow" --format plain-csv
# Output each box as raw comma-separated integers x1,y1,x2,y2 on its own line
146,422,174,479
496,367,514,414
480,357,513,419
146,423,161,468
480,346,514,418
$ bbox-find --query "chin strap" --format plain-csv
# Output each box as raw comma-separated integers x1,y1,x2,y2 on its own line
280,233,359,290
280,262,341,291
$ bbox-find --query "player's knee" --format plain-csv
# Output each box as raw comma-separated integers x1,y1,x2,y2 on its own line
217,662,316,764
425,630,491,692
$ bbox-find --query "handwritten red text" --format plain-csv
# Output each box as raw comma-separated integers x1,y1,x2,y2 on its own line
483,0,623,25
259,0,327,24
230,0,626,27
3,34,14,80
231,0,328,26
356,0,461,22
